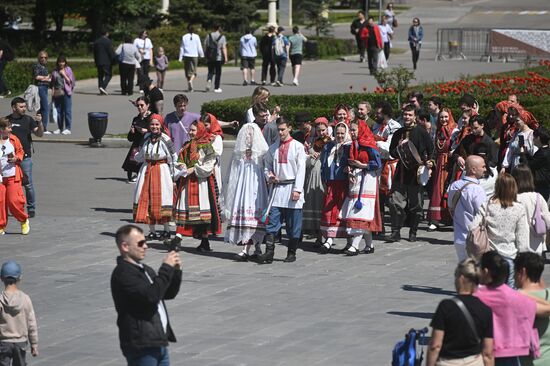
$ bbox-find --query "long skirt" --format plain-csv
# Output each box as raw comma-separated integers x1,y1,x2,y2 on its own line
427,153,451,224
133,161,173,224
224,160,268,245
320,180,348,238
174,174,222,237
302,158,324,234
341,169,382,234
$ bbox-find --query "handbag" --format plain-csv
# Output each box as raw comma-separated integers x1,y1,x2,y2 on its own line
53,88,65,98
532,194,547,236
128,147,140,162
466,203,491,260
392,18,398,28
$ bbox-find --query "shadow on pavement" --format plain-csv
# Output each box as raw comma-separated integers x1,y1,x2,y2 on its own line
92,207,133,214
387,311,434,319
424,237,453,246
100,231,116,238
95,177,128,182
402,284,455,296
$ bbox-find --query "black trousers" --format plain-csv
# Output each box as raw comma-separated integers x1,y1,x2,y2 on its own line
207,60,223,89
97,64,112,89
261,53,276,83
366,47,379,73
389,184,424,233
355,36,365,61
383,42,391,60
410,43,421,69
119,63,135,95
140,59,150,79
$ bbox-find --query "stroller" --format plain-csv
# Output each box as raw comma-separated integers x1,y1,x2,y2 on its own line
392,327,429,366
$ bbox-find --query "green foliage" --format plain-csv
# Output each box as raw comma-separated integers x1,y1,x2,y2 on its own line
374,66,415,106
297,0,334,37
169,0,260,34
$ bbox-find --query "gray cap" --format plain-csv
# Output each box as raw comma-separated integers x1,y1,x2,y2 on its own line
1,260,22,279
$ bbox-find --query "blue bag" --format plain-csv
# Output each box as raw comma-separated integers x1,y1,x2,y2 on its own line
391,327,428,366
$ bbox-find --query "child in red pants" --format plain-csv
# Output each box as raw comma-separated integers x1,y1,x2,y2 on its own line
0,118,29,235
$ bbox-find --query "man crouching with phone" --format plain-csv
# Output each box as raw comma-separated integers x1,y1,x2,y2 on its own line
111,224,182,366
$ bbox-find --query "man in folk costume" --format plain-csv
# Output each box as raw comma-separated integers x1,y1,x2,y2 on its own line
257,117,307,264
340,119,382,255
426,108,457,232
494,100,538,171
319,122,351,253
133,114,177,240
224,123,270,261
168,121,222,252
387,105,434,243
372,101,401,238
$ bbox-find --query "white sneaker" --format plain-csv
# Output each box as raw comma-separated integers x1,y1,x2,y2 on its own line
52,129,61,135
99,87,108,95
61,129,71,135
292,79,299,86
43,131,52,135
206,80,212,91
214,88,222,93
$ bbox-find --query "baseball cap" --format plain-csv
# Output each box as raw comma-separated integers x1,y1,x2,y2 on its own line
1,260,22,279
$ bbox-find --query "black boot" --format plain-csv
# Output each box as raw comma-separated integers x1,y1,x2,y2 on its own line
409,215,420,242
385,230,401,243
284,239,298,263
257,235,275,264
196,238,212,252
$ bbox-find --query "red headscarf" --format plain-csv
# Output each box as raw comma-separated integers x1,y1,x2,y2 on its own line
149,114,170,136
179,121,212,168
204,113,224,139
495,100,538,130
350,120,378,164
436,108,457,136
333,103,350,126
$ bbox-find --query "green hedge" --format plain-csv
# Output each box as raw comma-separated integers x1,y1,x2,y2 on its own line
201,93,550,128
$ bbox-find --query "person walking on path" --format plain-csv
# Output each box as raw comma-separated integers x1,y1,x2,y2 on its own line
260,26,277,86
32,51,50,133
0,260,39,364
408,17,423,70
0,41,13,98
116,35,141,96
288,26,307,86
447,155,487,262
50,54,75,135
111,224,182,366
93,28,116,95
257,117,307,264
204,25,227,93
350,10,367,63
239,28,258,86
6,97,43,218
361,17,383,75
272,27,290,87
179,25,204,92
134,30,154,82
379,15,394,61
154,47,168,90
0,118,30,235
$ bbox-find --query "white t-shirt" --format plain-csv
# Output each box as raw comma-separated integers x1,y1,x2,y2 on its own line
0,139,16,178
378,24,394,44
133,38,154,60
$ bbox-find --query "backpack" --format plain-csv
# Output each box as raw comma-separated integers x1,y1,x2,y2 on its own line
392,328,428,366
205,33,222,61
274,36,285,56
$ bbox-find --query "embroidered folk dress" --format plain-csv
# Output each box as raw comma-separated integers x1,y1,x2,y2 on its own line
133,132,177,225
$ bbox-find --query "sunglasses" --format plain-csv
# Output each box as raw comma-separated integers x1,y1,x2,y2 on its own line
136,104,147,107
137,240,147,247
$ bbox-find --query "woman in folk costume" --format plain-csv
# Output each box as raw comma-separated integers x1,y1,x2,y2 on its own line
224,123,269,261
495,101,538,171
202,112,224,210
319,122,351,253
133,114,177,240
427,108,457,231
332,103,351,127
340,120,382,256
169,121,222,252
302,117,333,245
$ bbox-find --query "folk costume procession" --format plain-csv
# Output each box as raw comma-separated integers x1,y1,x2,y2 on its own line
125,89,550,265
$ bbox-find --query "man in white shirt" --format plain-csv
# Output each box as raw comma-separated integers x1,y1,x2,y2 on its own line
379,15,394,61
133,30,154,81
179,25,204,92
258,117,307,263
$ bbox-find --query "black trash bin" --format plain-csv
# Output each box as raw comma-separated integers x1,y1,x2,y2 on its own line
88,112,108,147
305,40,318,60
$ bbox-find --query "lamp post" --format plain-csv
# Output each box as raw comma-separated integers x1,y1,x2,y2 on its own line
267,0,278,27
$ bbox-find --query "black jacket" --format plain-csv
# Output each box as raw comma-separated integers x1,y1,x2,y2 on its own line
528,146,550,191
453,133,498,168
93,35,116,66
389,124,434,186
111,256,182,352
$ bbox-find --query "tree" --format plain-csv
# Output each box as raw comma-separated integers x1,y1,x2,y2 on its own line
296,0,334,37
374,66,415,107
169,0,259,33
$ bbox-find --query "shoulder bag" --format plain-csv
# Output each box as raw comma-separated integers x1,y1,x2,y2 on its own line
449,181,474,218
532,194,547,236
466,203,490,260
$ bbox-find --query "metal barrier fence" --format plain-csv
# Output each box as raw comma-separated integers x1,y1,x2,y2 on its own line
436,28,492,61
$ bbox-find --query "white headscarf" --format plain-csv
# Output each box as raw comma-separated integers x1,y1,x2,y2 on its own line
327,122,351,167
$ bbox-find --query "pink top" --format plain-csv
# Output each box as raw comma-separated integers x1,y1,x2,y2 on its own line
475,284,539,358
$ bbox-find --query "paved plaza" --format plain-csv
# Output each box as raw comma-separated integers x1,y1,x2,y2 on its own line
1,0,549,364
